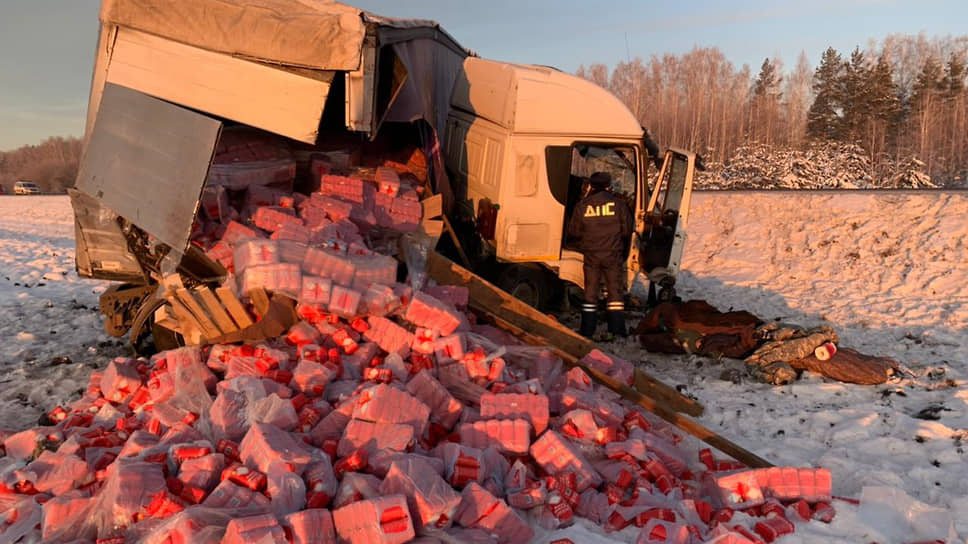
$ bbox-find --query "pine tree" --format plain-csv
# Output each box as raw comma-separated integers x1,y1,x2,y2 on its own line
943,53,966,99
807,47,845,141
911,55,945,106
910,56,947,174
862,53,902,177
867,54,901,134
752,58,781,100
841,47,870,143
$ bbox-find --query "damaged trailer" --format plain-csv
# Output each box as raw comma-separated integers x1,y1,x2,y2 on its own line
73,0,470,347
73,0,697,351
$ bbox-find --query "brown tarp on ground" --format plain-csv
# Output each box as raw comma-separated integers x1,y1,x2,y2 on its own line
635,300,762,359
636,300,900,385
100,0,368,70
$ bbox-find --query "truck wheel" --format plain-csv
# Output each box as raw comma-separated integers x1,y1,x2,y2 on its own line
499,265,553,311
130,298,185,355
131,312,184,355
151,318,184,352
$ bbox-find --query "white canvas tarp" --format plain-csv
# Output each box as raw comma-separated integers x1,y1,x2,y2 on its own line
100,0,367,70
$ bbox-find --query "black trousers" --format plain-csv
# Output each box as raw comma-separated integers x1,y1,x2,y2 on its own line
582,251,625,312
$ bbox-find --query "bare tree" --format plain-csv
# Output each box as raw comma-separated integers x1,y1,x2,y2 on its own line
784,51,812,148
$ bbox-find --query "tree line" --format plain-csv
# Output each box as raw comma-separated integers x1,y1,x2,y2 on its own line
577,33,968,186
0,137,83,194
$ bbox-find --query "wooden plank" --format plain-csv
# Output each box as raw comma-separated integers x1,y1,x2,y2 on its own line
421,219,444,239
426,250,704,417
107,28,333,144
248,287,272,318
175,288,224,340
194,286,239,333
441,216,472,269
421,194,443,219
153,305,182,334
214,293,297,345
478,308,771,468
166,296,203,346
216,286,254,329
76,83,221,254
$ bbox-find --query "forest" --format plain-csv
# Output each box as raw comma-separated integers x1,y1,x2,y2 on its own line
577,33,968,188
0,136,82,194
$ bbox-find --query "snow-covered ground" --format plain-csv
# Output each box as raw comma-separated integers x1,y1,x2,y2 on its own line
0,193,965,543
0,196,124,431
609,190,968,542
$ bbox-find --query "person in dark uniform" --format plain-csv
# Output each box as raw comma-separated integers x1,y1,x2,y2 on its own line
567,171,634,339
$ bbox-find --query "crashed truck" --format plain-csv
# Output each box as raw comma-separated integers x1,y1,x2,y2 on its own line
71,0,698,352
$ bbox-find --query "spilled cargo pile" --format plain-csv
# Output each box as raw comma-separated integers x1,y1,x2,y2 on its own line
0,343,839,543
1,131,838,544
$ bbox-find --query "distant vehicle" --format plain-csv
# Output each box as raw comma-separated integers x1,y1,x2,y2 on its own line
14,181,42,195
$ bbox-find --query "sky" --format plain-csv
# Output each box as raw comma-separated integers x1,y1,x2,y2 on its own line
1,0,966,151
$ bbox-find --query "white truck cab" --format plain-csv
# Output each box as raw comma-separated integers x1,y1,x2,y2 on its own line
443,58,696,308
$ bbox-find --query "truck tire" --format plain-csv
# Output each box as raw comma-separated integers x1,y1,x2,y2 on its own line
130,298,185,355
498,264,554,312
151,317,184,352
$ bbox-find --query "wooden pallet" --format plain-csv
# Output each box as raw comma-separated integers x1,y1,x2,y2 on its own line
156,276,291,345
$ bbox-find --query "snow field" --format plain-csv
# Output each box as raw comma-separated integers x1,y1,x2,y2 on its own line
0,193,965,542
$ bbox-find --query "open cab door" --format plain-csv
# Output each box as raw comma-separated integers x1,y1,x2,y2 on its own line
556,143,642,293
636,148,697,301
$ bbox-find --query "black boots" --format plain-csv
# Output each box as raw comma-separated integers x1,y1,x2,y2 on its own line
606,310,627,337
580,310,597,338
580,310,626,340
580,300,626,340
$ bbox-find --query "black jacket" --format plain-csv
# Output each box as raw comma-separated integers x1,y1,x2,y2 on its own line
567,189,634,255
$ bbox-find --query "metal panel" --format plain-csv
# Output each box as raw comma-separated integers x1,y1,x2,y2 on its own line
345,37,377,133
557,249,584,287
107,28,331,144
483,137,503,188
505,223,550,259
69,188,144,281
514,153,538,196
76,83,221,254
